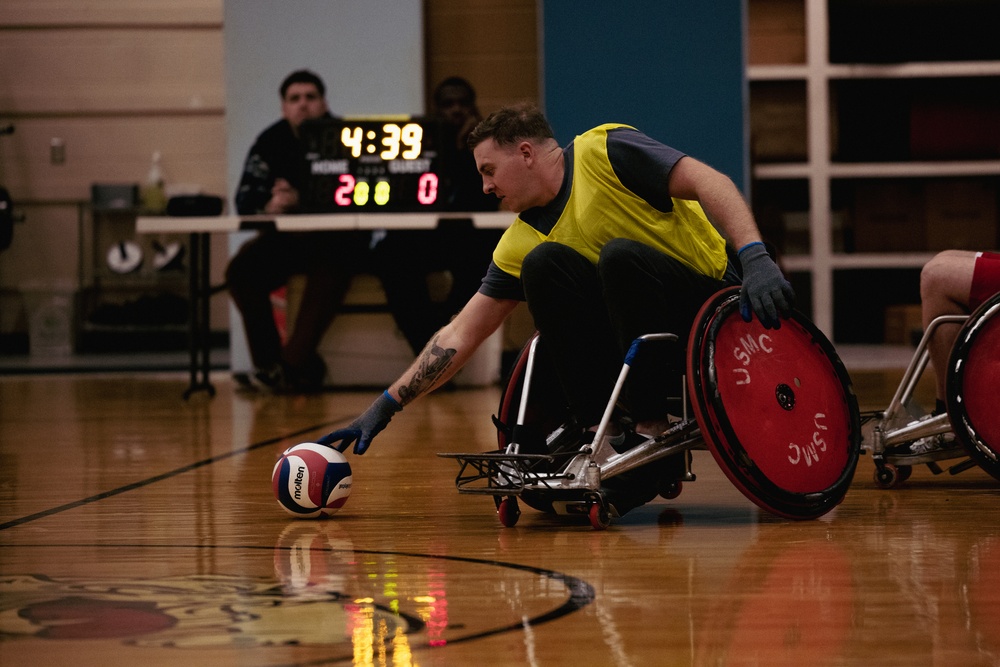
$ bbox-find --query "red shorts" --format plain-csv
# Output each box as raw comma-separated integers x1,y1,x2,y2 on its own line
970,251,1000,310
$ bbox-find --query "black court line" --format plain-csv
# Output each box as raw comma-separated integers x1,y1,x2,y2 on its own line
0,543,596,666
0,417,352,532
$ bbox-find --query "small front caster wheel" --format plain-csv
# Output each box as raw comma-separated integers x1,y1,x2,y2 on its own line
874,463,905,490
589,502,611,530
659,480,684,500
498,497,520,527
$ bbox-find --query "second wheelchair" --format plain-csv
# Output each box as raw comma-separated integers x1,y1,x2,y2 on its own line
861,291,1000,488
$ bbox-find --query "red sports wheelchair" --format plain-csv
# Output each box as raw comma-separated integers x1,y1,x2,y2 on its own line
439,287,863,529
862,291,1000,489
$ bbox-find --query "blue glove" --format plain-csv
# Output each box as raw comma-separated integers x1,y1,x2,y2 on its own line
317,390,402,455
738,242,795,329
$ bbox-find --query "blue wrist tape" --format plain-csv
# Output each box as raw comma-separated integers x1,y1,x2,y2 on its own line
383,389,402,410
738,240,765,255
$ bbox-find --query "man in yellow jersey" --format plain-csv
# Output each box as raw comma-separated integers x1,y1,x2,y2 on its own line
319,105,793,510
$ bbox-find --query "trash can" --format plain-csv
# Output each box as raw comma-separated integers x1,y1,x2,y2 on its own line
22,282,76,357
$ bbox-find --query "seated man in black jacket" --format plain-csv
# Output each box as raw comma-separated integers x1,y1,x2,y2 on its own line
227,69,368,392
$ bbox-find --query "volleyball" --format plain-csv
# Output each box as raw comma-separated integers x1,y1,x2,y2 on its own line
272,442,353,518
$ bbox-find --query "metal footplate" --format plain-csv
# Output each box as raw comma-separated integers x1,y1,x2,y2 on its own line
440,422,701,498
436,452,562,495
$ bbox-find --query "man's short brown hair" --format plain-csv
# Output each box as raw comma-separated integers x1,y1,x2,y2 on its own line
468,104,554,150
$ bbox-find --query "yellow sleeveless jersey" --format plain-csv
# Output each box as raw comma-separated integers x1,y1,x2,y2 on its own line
491,124,728,285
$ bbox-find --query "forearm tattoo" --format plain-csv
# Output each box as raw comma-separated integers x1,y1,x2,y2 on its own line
397,336,457,405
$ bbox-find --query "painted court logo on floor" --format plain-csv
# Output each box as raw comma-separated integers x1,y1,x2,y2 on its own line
0,573,418,647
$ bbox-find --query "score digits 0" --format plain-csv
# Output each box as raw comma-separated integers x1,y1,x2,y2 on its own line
302,118,444,212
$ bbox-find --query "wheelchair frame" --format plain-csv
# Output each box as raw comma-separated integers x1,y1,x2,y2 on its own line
441,332,704,529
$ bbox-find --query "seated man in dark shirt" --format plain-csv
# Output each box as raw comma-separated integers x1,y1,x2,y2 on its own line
227,69,368,392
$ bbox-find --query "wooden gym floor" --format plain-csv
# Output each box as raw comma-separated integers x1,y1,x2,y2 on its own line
3,360,1000,666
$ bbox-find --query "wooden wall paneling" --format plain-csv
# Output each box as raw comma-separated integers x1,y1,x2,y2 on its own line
430,56,539,111
424,0,538,114
0,0,222,26
0,29,224,113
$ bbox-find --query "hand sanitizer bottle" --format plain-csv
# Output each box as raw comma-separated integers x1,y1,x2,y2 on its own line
140,150,168,214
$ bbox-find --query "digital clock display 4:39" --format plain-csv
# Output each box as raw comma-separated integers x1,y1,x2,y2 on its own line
300,117,447,213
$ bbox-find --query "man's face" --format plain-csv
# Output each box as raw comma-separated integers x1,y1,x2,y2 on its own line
435,85,475,127
281,82,328,131
474,138,536,213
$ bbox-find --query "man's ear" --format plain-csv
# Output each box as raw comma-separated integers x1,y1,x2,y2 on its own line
518,140,534,163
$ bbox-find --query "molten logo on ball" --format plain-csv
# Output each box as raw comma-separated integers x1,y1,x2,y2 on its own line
272,443,352,518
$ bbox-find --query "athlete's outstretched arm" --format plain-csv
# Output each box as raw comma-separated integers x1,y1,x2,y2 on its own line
318,292,519,454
